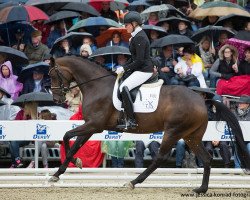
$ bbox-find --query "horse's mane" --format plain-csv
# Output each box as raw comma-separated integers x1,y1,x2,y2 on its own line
55,56,113,75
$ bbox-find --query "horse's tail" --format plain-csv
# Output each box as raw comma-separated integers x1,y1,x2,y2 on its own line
206,99,250,171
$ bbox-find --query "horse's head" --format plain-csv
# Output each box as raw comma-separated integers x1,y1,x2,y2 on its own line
48,57,73,104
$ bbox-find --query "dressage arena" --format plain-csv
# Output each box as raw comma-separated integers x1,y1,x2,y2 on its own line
0,168,249,200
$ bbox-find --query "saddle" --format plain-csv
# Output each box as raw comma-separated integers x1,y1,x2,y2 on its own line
117,72,159,102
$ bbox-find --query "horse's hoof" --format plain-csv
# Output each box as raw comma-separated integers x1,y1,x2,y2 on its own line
75,158,82,169
49,176,60,182
192,187,208,194
123,182,135,189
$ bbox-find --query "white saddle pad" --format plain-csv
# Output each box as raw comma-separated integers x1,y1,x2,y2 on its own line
112,77,164,113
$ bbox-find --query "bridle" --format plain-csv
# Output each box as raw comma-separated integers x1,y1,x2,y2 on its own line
48,64,113,96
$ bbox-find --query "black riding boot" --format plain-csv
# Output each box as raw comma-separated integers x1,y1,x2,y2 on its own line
116,86,138,129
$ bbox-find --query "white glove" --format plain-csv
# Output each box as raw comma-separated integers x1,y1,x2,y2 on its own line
115,66,124,75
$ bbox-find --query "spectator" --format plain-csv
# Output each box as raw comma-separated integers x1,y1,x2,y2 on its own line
9,101,37,168
245,0,250,13
157,21,171,34
156,45,177,85
195,36,216,82
238,47,250,75
77,36,97,54
27,109,57,168
231,96,250,168
210,44,238,87
102,132,133,168
106,31,129,48
22,67,50,94
135,140,160,168
11,28,27,52
24,30,50,64
171,46,207,88
79,44,92,59
65,82,82,113
0,61,23,100
100,2,118,22
215,32,229,53
52,39,76,58
32,20,51,45
175,20,193,38
202,16,219,27
47,21,67,49
0,87,20,120
144,12,159,25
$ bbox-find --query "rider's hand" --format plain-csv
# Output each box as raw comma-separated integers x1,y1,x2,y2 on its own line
115,67,124,75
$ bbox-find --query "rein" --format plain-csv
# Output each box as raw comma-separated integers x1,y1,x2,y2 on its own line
49,64,113,93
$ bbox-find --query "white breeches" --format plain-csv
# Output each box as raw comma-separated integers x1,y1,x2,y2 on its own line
119,71,153,92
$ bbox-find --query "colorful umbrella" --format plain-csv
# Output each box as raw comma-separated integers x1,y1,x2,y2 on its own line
61,2,100,16
189,1,250,20
225,38,250,61
0,4,49,23
87,0,129,12
95,27,131,47
68,16,121,33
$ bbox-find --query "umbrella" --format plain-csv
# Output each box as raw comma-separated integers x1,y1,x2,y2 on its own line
191,26,236,44
0,4,49,23
61,2,100,16
214,14,250,31
150,34,194,48
87,0,129,12
45,10,80,24
189,1,250,20
156,16,192,29
0,87,11,98
50,32,93,53
225,38,250,61
18,62,50,82
12,92,54,107
174,0,189,8
0,45,28,66
68,16,121,34
229,96,250,104
25,0,81,15
234,30,250,42
140,4,186,22
127,0,151,11
95,27,131,47
189,86,216,99
89,45,131,69
142,25,167,38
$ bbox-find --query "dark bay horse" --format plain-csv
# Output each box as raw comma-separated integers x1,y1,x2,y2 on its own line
48,56,250,193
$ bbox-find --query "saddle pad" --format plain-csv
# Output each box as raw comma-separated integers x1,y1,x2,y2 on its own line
112,77,164,113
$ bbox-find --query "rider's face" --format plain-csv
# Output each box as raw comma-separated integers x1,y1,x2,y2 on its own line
125,23,133,33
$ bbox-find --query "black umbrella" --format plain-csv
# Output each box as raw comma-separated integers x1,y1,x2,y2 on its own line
0,87,11,98
214,14,250,31
174,0,189,8
12,92,54,107
0,99,6,106
50,32,93,53
189,86,216,99
61,2,100,17
234,30,250,41
191,26,236,44
142,25,167,38
127,0,151,11
18,62,50,82
0,45,28,67
89,46,131,70
45,10,80,24
156,16,192,29
151,34,194,48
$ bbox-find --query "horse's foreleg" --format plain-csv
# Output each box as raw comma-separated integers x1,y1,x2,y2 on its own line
129,133,178,188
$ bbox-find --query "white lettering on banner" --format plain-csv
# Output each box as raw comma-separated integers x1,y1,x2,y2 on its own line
0,121,249,141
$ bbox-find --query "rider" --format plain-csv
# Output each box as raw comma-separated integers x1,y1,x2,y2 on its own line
115,11,154,129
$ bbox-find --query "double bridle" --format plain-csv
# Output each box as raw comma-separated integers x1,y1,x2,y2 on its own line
48,64,113,96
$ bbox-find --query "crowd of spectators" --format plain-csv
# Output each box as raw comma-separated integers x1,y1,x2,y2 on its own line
0,0,249,169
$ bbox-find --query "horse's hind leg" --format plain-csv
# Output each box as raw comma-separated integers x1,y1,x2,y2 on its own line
129,131,179,188
184,130,212,194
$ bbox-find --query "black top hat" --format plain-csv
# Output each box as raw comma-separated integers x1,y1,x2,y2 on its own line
229,96,250,104
0,87,11,98
189,86,216,99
